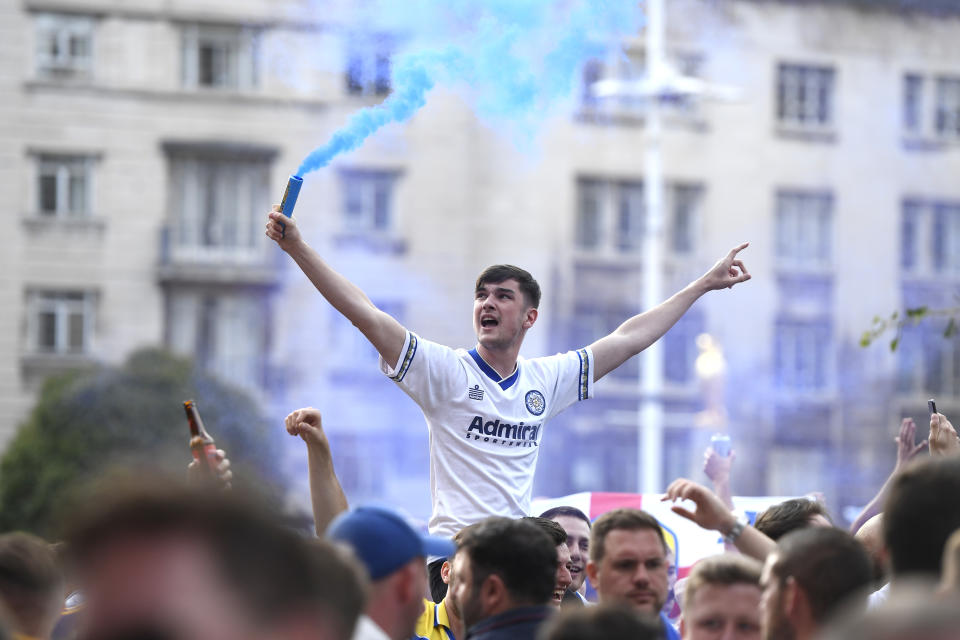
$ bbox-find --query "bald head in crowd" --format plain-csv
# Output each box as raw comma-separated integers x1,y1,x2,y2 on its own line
65,477,366,640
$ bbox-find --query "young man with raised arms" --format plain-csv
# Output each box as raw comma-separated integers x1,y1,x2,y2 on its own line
265,207,750,543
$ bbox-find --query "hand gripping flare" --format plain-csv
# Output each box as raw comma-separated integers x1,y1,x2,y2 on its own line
278,174,303,238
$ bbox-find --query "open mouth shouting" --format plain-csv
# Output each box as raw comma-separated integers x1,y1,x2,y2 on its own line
479,314,499,330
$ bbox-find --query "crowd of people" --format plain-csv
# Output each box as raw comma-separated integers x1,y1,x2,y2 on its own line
2,206,959,639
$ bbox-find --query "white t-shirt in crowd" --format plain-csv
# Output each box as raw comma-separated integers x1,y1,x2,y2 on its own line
380,331,594,538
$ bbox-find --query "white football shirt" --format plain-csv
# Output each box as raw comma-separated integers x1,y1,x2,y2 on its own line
380,330,594,538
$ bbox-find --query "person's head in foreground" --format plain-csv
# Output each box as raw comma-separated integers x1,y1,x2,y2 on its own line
65,476,366,640
0,532,64,640
753,498,832,542
326,505,455,640
523,517,573,608
451,517,556,632
540,506,592,595
536,602,665,640
760,527,872,640
819,583,960,640
884,456,960,582
586,508,670,615
681,554,762,640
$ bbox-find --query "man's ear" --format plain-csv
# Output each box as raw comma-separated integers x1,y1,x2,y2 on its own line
782,576,800,617
523,308,538,330
585,560,599,587
480,573,507,614
441,560,452,585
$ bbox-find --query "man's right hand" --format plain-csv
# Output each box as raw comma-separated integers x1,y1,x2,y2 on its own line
662,478,737,534
265,205,303,251
930,413,960,457
285,407,331,453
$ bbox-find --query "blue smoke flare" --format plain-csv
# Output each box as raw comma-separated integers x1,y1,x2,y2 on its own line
295,0,645,176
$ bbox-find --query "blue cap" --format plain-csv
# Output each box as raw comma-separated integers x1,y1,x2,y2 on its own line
327,506,455,580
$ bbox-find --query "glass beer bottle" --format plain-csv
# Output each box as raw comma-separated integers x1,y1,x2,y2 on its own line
183,400,218,472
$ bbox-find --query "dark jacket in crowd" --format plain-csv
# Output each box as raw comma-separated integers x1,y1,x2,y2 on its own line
464,606,553,640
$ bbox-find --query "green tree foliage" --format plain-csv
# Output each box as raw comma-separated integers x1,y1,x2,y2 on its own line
861,306,960,351
0,348,280,537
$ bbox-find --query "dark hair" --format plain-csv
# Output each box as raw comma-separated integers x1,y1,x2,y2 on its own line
754,498,831,541
884,456,960,578
475,265,541,309
459,517,556,606
772,527,872,624
536,602,664,640
684,554,761,613
64,476,367,640
590,509,667,566
0,532,64,637
522,517,568,546
539,506,591,530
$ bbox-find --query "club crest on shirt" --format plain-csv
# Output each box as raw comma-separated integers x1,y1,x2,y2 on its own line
525,390,546,416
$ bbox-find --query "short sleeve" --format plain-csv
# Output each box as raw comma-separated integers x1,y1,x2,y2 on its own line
379,331,465,409
535,346,595,421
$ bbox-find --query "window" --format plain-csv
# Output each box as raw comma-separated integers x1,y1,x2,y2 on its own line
35,13,93,78
768,448,828,496
671,184,703,254
572,304,640,381
935,77,960,139
345,36,391,96
166,151,270,262
901,198,960,277
575,178,643,254
663,312,704,385
897,320,960,396
901,73,960,142
903,74,924,133
775,190,833,269
182,24,258,90
340,170,398,232
167,290,268,389
776,63,835,130
775,319,832,391
27,291,94,354
35,155,93,217
575,178,704,256
328,300,404,375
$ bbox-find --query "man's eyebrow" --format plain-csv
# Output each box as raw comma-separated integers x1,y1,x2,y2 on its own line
476,284,516,294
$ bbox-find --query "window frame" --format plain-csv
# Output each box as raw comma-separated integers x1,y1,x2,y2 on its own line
181,23,259,91
34,154,95,218
26,290,95,355
774,189,834,272
776,62,836,132
34,12,94,79
338,169,400,234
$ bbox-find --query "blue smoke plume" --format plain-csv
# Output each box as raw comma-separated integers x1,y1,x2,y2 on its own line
296,0,645,176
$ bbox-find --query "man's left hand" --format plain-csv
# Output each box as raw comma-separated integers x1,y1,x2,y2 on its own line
699,243,752,292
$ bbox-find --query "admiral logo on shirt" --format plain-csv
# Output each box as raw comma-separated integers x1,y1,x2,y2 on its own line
465,416,542,447
468,385,484,401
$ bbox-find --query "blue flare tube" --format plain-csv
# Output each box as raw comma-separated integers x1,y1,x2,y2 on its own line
278,175,303,237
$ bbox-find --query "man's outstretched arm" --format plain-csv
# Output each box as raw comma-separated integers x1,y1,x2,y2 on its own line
266,207,406,366
588,243,751,381
285,407,349,536
662,477,776,562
